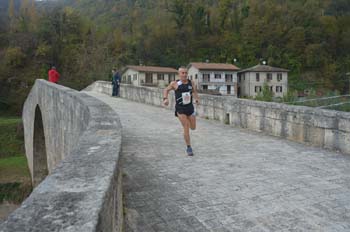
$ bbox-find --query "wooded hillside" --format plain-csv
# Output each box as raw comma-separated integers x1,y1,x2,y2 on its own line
0,0,349,113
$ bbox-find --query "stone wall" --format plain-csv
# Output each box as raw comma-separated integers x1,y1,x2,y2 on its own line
88,81,350,155
1,80,123,232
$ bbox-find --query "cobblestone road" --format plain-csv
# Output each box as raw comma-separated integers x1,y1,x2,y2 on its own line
87,92,350,232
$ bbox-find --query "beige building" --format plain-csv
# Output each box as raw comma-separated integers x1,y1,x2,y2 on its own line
187,62,240,96
238,64,289,98
121,65,178,88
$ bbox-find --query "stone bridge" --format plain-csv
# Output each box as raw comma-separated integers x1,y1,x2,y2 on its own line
1,80,350,231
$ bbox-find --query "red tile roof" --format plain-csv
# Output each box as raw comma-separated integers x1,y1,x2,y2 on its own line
125,65,178,73
188,62,240,71
239,64,289,73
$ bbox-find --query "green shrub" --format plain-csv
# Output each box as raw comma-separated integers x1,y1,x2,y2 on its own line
255,82,273,102
4,47,26,68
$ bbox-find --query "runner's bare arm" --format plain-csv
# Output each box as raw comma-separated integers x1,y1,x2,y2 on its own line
163,81,176,99
163,81,176,106
192,82,200,104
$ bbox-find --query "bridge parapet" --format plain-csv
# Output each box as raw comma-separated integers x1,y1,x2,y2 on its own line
88,81,350,155
1,80,123,232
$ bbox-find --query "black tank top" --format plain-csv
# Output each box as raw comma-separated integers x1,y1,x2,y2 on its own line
175,80,193,107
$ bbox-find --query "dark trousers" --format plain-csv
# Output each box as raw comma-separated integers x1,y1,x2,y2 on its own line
112,84,119,96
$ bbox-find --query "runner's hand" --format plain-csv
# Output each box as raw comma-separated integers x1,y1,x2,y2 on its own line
163,99,169,106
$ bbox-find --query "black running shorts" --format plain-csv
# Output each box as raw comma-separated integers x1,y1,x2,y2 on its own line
175,104,194,117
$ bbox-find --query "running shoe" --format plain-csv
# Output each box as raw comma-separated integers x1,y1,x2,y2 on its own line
186,146,194,156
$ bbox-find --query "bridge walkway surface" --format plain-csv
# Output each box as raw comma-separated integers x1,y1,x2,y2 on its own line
86,91,350,232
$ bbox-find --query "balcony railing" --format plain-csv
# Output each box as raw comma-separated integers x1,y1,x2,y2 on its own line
199,81,236,85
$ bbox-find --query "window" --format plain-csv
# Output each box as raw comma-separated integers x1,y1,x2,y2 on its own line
255,86,262,93
203,85,208,90
203,74,210,82
267,73,272,81
225,74,233,82
277,73,282,81
270,86,273,92
195,74,198,79
215,74,221,79
169,74,175,83
133,74,137,81
157,73,164,81
190,75,193,80
127,75,132,84
276,86,283,93
256,73,260,82
146,73,153,83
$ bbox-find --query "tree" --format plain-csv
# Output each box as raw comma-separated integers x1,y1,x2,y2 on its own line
167,0,189,30
255,82,273,102
18,0,30,31
7,0,18,33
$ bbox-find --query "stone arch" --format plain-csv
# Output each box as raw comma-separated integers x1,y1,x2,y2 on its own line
32,105,48,187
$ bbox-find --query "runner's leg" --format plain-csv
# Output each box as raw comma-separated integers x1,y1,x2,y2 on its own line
177,114,191,146
188,115,196,130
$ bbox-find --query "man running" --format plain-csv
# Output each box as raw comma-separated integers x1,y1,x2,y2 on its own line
163,67,200,156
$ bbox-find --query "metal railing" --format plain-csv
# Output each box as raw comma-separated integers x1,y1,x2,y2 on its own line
285,95,350,112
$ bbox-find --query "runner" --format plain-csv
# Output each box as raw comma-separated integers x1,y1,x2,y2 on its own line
163,66,200,156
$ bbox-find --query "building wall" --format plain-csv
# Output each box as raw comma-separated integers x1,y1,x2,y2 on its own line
240,71,288,98
154,73,175,88
122,69,178,87
238,72,249,97
188,66,200,87
188,67,237,96
122,69,140,86
138,73,146,85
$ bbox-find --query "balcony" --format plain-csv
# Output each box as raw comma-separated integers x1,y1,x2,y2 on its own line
225,77,233,82
203,77,210,82
199,81,235,85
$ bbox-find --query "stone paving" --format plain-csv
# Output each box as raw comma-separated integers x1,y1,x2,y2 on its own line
87,92,350,232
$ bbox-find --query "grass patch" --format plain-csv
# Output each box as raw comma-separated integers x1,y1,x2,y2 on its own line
0,156,32,204
0,117,24,158
0,117,32,204
0,182,32,204
0,156,31,183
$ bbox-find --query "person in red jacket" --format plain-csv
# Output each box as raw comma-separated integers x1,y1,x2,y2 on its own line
48,66,60,83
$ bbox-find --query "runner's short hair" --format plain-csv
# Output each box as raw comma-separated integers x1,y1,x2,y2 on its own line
178,66,187,71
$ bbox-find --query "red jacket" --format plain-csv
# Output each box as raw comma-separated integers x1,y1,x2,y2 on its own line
48,69,60,83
